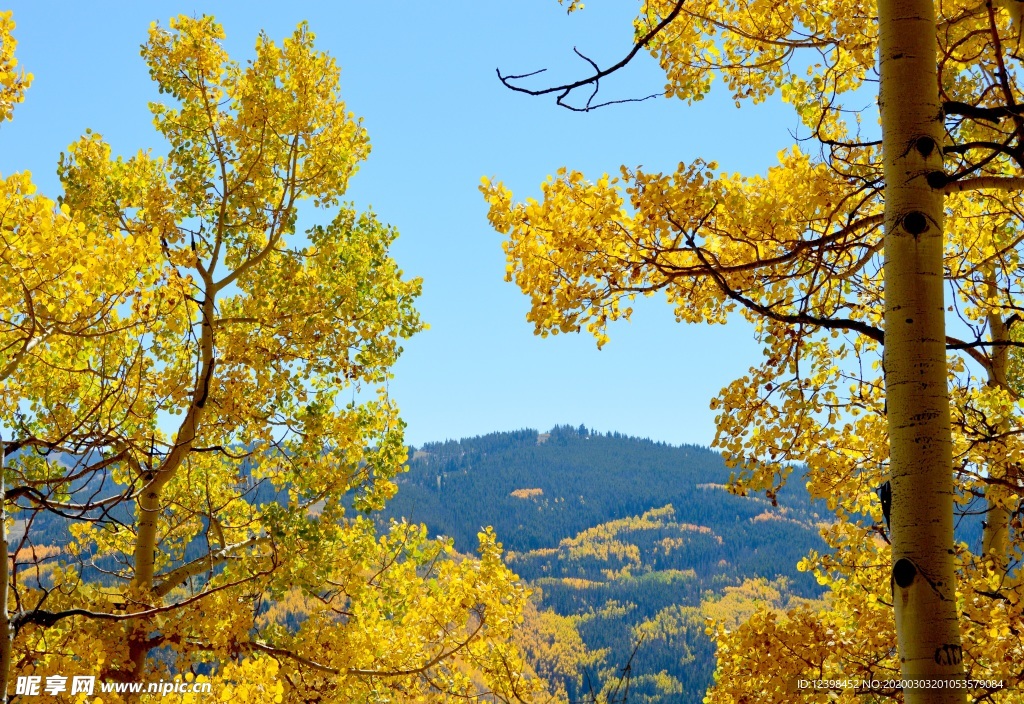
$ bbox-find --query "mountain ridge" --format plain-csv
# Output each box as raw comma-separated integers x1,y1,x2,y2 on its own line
380,425,829,702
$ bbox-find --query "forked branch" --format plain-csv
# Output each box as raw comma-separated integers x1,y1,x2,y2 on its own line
497,1,685,111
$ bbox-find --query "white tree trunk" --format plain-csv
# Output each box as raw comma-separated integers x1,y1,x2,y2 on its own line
878,0,966,699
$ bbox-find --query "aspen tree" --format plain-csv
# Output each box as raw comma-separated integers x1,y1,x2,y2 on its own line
486,0,1024,700
1,15,552,703
878,0,964,696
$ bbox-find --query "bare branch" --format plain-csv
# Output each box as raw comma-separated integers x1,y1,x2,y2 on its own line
944,176,1024,193
497,0,685,111
247,609,487,678
153,536,266,598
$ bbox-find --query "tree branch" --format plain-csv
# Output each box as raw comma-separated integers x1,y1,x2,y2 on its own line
497,1,685,111
943,175,1024,193
11,571,263,632
943,100,1024,123
153,536,266,598
247,609,487,678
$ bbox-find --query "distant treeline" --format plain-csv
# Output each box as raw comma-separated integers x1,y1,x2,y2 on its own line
380,426,833,703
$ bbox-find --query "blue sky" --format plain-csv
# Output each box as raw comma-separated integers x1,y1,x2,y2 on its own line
1,1,802,448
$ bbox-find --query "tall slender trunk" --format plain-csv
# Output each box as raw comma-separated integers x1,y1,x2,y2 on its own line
878,0,966,699
127,292,216,679
982,289,1011,575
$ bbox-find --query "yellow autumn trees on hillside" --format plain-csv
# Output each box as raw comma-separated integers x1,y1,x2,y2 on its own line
1,14,550,703
484,0,1024,701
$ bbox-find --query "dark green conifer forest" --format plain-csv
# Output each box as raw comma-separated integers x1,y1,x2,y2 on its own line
382,427,834,702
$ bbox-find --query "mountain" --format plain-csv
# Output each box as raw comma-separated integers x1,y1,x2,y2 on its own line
15,427,983,702
378,425,831,703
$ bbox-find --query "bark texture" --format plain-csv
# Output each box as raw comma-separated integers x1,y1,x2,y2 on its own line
878,0,966,699
982,301,1011,575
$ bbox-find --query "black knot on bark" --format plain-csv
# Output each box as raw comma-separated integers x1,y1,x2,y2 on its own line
915,136,937,157
902,211,928,235
926,171,947,189
893,557,917,588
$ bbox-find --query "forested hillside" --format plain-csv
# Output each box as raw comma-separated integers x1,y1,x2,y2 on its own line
380,426,831,702
14,426,984,702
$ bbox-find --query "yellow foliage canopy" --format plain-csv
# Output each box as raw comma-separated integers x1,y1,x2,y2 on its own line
485,0,1024,699
0,11,31,124
1,15,554,703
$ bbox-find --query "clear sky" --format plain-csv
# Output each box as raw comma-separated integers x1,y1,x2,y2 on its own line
1,1,802,448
